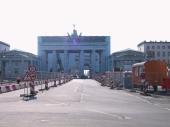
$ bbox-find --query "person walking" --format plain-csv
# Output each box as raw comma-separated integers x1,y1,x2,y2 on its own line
45,79,49,90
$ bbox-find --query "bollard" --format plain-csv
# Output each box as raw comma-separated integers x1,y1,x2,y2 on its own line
30,82,35,95
58,78,61,85
5,86,11,92
12,85,17,90
23,83,27,88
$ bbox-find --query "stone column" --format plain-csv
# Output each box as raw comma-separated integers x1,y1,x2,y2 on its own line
102,50,106,72
100,50,105,72
1,61,5,80
52,50,57,72
7,60,12,78
99,51,102,72
80,50,84,75
29,56,33,65
41,50,48,71
20,60,25,75
91,50,96,73
64,50,68,73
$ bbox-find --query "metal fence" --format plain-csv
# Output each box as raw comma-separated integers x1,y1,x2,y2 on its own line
93,71,124,88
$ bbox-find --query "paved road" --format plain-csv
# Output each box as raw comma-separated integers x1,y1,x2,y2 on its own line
0,79,170,127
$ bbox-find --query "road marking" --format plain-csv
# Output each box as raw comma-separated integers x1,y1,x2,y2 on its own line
41,119,49,122
127,92,153,104
88,109,132,120
154,103,160,106
165,108,170,111
129,92,170,112
44,103,66,106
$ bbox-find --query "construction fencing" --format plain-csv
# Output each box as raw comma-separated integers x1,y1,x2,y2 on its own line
0,71,73,94
93,72,126,89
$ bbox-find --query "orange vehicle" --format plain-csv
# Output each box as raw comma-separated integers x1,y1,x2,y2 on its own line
132,60,168,91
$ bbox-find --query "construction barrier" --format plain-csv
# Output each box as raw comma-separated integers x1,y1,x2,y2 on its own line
0,75,73,94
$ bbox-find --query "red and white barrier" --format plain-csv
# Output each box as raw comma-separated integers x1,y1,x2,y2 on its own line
0,81,44,93
0,79,70,94
0,84,18,93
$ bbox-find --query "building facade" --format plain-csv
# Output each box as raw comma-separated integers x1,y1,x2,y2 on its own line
38,29,110,75
110,49,145,71
138,41,170,67
0,50,39,81
0,41,10,52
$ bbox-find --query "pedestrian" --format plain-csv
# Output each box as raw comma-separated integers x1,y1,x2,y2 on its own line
45,79,49,90
16,76,21,84
54,79,57,87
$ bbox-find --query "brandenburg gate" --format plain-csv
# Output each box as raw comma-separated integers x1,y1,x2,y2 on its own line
38,29,110,74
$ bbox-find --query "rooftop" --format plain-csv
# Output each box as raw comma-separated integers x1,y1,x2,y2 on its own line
138,40,170,47
0,41,10,47
39,36,109,43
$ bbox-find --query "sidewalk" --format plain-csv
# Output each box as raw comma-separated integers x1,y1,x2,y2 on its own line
125,88,170,98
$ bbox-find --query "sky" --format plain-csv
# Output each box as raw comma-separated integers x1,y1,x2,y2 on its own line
0,0,170,55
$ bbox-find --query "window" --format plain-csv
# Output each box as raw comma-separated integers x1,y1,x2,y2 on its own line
168,46,170,49
152,46,155,49
157,45,160,49
139,66,144,74
147,46,150,50
157,52,160,57
75,58,79,61
162,52,166,57
162,45,165,49
134,67,138,76
147,50,155,58
168,52,170,57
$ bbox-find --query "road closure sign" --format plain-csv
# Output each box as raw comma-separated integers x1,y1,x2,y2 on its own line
24,65,37,81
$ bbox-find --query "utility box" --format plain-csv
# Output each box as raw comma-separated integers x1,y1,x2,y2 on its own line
123,71,132,89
